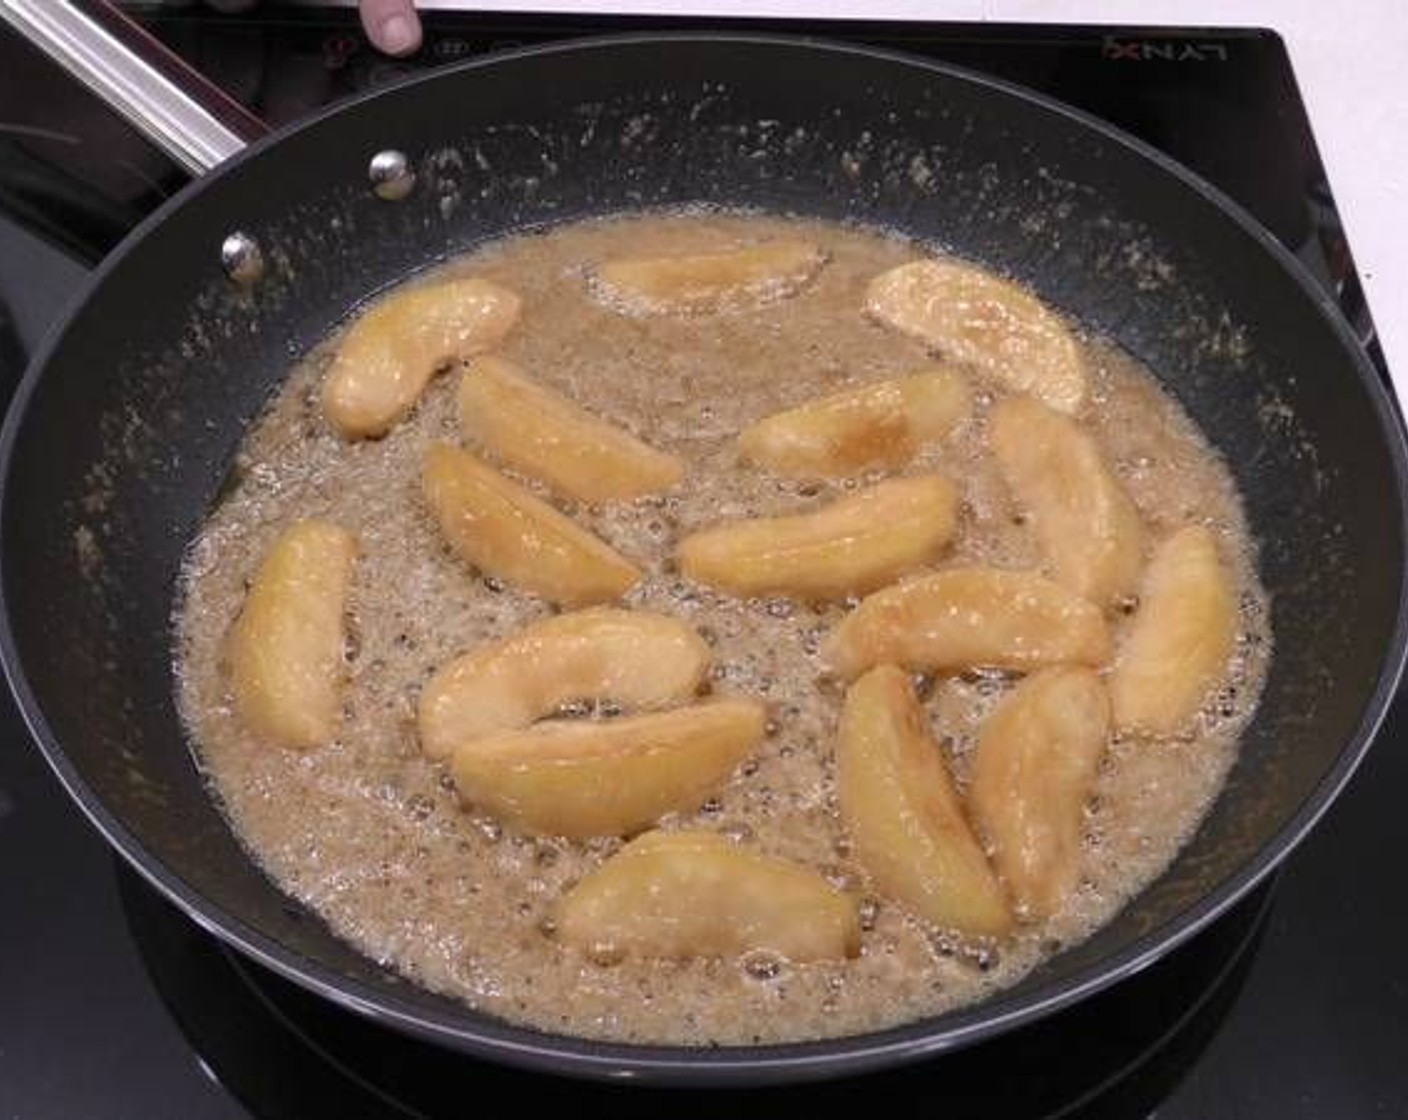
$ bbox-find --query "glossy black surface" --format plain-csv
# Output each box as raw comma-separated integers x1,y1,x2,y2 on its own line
1,10,1405,1117
118,853,1276,1118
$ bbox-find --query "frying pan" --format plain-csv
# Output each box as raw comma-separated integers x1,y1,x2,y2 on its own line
2,1,1406,1089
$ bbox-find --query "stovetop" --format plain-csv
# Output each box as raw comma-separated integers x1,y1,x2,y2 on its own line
1,8,1405,1118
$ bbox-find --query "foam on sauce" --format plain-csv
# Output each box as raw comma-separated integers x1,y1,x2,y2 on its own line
174,211,1270,1046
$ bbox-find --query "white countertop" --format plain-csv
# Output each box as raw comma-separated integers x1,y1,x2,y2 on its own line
422,0,1408,400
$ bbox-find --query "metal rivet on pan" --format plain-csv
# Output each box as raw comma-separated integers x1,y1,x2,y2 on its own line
220,231,264,286
369,149,415,200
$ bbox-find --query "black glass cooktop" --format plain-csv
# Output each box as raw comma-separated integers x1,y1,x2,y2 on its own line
1,8,1404,1118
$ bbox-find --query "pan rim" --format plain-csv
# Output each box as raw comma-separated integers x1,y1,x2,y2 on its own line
2,29,1406,1086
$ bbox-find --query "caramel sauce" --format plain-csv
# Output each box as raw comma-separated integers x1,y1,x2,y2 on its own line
175,212,1269,1046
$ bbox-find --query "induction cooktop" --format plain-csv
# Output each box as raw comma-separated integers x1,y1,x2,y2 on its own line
0,8,1404,1118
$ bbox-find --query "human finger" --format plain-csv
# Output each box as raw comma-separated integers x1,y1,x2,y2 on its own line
359,0,423,57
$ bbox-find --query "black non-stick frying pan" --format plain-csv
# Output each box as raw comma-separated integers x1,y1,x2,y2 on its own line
2,1,1406,1089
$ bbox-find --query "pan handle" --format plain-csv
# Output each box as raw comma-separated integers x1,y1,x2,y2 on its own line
0,0,269,176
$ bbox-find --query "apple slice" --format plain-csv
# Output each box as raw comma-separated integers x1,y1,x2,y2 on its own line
323,277,521,439
990,395,1145,606
737,364,971,479
594,240,826,314
421,442,641,607
969,667,1111,920
677,475,958,601
838,665,1012,938
418,608,710,761
228,519,358,749
450,698,765,838
457,356,684,502
865,259,1085,414
1109,525,1237,735
822,567,1112,680
555,830,861,961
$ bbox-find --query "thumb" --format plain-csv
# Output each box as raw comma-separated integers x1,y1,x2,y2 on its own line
359,0,422,57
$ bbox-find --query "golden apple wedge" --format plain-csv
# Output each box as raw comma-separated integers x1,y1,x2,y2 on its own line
555,829,861,961
677,475,958,601
323,278,521,439
421,442,641,607
457,356,684,502
594,240,826,314
969,667,1111,920
418,608,710,761
837,666,1012,938
865,259,1086,414
822,567,1112,680
990,395,1145,606
450,699,765,839
737,364,972,479
228,519,358,749
1109,525,1237,735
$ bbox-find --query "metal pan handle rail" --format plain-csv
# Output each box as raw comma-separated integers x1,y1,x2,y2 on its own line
0,0,267,175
